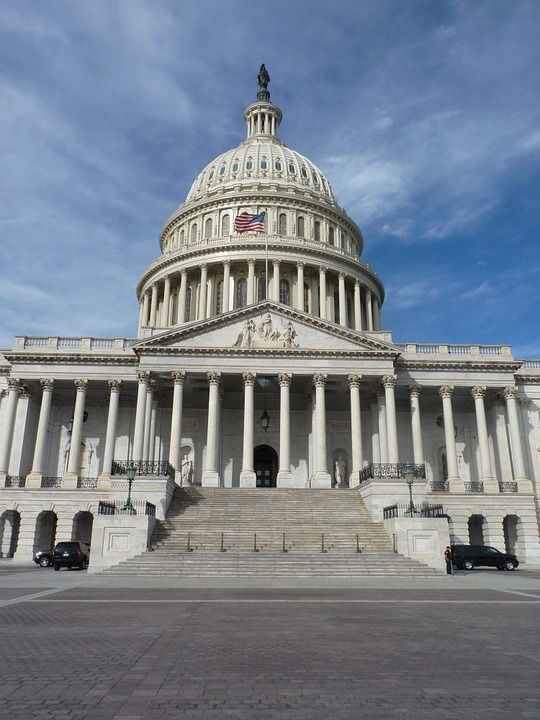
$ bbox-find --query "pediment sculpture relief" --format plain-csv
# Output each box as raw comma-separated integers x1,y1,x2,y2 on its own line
233,313,299,349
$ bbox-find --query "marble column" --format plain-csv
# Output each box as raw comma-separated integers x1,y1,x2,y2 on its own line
277,373,293,487
0,378,20,478
199,263,208,320
296,262,304,310
141,291,150,327
240,372,257,487
318,267,327,320
202,372,221,486
223,260,231,312
169,371,186,477
348,374,363,487
382,375,399,464
312,373,331,487
247,259,255,304
132,371,150,463
338,273,347,326
471,386,497,491
370,394,381,464
64,379,88,487
503,386,531,491
409,385,424,465
98,379,122,488
27,379,55,487
149,284,158,327
366,289,373,331
162,275,171,327
177,270,187,324
12,510,41,563
377,387,388,463
439,386,463,491
354,281,362,331
143,380,156,461
272,260,281,302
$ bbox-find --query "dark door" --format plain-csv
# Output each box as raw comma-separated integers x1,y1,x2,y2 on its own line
254,445,278,488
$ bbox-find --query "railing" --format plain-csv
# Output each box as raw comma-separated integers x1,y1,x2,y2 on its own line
42,476,62,488
383,502,446,519
97,500,156,517
17,336,134,351
396,343,511,356
359,463,426,483
172,532,387,554
111,461,174,479
464,481,484,493
77,477,98,489
430,481,450,492
522,359,540,368
5,475,26,488
499,481,518,493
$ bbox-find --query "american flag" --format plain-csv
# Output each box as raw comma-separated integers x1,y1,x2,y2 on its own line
234,212,266,234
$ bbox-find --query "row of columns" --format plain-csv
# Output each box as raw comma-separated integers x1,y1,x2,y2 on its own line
138,260,381,333
0,374,531,492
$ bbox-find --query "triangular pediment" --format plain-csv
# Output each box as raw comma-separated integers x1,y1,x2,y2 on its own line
132,302,400,357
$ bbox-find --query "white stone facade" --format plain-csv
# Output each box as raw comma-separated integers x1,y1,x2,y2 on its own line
1,76,540,567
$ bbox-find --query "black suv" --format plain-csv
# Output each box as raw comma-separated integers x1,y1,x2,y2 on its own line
52,541,91,571
451,544,519,571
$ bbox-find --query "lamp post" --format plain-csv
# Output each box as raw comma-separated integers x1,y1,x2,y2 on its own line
403,462,417,516
121,460,137,515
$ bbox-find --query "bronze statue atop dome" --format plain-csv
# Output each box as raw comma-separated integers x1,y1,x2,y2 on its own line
257,64,270,90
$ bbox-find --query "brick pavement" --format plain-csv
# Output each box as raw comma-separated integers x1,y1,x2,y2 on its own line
0,569,539,719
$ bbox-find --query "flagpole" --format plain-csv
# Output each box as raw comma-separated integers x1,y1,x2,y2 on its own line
265,211,268,301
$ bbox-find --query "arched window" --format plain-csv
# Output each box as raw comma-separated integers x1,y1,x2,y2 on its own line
279,279,290,305
204,218,213,239
304,282,310,313
237,278,247,308
216,281,223,314
221,215,230,236
278,213,287,236
185,287,192,321
297,216,305,238
190,224,198,243
180,229,185,245
328,227,335,246
437,447,448,482
314,220,321,242
258,277,266,301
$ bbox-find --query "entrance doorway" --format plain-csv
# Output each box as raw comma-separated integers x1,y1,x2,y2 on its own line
254,445,278,488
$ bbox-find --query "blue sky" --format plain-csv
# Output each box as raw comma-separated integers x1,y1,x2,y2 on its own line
1,0,539,357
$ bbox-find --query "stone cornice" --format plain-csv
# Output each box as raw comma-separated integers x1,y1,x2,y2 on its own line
397,358,522,373
2,353,139,367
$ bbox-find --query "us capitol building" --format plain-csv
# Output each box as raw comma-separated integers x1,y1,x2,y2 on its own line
1,68,539,569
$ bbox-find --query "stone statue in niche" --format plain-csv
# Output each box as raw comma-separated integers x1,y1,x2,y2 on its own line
181,454,193,486
334,455,347,487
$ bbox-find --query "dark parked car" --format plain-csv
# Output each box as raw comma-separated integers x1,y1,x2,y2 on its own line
451,544,519,571
52,541,91,571
33,549,53,567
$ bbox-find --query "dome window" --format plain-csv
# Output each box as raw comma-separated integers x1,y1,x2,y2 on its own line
204,218,213,239
208,170,214,180
312,173,319,185
314,220,321,242
288,163,296,174
279,279,290,306
328,227,335,246
219,166,226,176
297,216,305,238
237,278,247,309
221,215,230,236
232,162,239,173
275,161,282,171
301,167,308,179
278,213,287,236
246,160,253,170
261,160,268,170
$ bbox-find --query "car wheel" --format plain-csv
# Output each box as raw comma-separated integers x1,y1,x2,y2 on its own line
53,563,60,571
504,560,516,571
78,561,85,570
463,559,474,571
39,556,50,567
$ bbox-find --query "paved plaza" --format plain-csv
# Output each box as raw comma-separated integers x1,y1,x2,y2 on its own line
0,564,539,719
